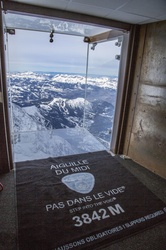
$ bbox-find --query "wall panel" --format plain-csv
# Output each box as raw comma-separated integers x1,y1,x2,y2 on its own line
127,20,166,179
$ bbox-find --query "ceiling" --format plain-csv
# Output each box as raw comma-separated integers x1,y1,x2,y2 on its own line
5,0,166,25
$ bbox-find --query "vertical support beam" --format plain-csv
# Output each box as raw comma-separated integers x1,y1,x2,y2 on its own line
110,31,130,154
110,25,140,154
0,4,13,174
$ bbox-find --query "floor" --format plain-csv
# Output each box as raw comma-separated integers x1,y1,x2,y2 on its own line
0,153,166,250
12,128,107,162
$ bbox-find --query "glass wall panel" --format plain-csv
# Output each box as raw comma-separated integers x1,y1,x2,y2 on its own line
84,39,121,149
6,29,106,162
7,29,88,130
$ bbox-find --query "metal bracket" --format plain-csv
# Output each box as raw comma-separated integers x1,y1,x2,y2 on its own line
115,55,121,60
84,36,90,43
6,28,15,35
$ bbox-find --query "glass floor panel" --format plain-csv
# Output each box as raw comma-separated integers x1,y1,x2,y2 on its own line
13,128,106,162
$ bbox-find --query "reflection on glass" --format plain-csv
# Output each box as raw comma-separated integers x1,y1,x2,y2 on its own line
84,40,121,149
4,12,111,36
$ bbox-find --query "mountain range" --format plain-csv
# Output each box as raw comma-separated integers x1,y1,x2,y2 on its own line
8,72,117,150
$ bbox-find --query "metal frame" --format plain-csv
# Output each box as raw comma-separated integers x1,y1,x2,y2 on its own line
0,3,13,173
111,26,140,154
110,32,130,153
0,0,135,173
88,30,126,44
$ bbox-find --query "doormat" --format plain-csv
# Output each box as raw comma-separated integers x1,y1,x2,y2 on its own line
16,150,166,250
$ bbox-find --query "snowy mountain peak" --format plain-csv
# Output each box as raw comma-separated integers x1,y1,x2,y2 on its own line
52,74,117,89
8,71,118,89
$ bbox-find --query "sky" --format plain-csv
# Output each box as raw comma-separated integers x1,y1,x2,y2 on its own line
7,29,121,76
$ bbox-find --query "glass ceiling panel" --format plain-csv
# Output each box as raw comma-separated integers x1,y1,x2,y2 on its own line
3,12,111,37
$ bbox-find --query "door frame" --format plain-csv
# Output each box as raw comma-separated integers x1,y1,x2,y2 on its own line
0,1,137,173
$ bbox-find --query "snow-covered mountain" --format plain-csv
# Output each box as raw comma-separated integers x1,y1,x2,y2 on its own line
8,72,117,148
9,71,118,89
51,73,118,89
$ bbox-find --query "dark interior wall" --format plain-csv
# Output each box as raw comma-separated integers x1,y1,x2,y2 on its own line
0,9,13,174
0,73,12,174
124,20,166,179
